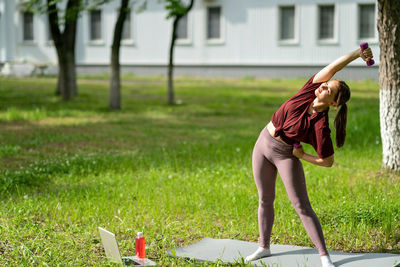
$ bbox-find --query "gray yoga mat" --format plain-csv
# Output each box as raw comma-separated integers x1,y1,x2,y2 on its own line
168,238,400,267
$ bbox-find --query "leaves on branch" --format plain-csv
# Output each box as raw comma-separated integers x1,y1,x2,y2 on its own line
165,0,193,19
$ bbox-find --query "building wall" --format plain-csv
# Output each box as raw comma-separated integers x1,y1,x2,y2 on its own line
1,0,379,78
0,0,8,62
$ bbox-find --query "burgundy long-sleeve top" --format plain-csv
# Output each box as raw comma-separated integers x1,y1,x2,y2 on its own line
271,75,334,158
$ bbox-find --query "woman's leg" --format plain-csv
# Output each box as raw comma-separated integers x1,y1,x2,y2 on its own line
252,138,278,249
275,157,329,256
245,138,277,262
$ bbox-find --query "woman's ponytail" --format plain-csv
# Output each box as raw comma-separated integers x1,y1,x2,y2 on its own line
334,81,351,148
334,103,347,147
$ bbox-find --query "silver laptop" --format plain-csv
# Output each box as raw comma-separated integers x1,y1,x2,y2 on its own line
98,227,156,266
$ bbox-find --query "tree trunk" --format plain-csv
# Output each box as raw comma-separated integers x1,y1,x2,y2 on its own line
109,53,121,109
109,0,130,110
377,0,400,171
54,39,77,101
166,0,195,105
57,48,70,100
47,0,79,101
167,16,180,105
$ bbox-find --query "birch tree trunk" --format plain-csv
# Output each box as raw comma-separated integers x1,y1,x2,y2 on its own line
377,0,400,171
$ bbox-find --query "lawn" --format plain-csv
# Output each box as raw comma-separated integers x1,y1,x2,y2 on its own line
0,75,399,266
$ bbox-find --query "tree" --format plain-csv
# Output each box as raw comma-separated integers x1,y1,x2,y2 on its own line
28,0,107,101
109,0,131,110
28,0,82,100
377,0,400,172
165,0,194,105
109,0,146,109
47,0,81,101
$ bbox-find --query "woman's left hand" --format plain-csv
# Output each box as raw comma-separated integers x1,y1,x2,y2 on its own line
293,146,305,159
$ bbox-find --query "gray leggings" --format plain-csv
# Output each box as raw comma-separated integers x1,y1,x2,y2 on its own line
252,126,328,255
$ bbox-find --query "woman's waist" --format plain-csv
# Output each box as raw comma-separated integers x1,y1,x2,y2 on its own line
266,122,292,146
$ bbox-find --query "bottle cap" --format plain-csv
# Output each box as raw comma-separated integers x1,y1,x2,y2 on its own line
137,232,143,238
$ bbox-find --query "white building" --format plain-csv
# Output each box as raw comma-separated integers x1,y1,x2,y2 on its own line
0,0,379,80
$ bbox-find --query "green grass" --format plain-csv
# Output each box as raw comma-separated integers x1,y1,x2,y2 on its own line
0,75,399,266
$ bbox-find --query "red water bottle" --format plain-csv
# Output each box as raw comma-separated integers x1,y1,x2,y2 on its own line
135,232,145,258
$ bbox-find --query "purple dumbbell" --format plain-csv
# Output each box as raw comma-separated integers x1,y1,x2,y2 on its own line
360,42,375,66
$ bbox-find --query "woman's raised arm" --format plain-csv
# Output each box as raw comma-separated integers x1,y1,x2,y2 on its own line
313,48,373,83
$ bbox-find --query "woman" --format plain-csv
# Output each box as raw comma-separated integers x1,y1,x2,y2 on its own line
245,47,373,267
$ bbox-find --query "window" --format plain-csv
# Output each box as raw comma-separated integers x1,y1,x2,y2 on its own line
122,9,132,41
359,4,375,39
318,5,335,40
22,11,34,41
279,6,295,41
207,6,221,39
176,15,188,40
90,10,102,41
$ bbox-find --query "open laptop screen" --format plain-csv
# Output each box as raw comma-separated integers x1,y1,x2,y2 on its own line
98,227,123,263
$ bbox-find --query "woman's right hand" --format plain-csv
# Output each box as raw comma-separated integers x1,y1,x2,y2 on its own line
360,47,373,62
293,146,304,159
